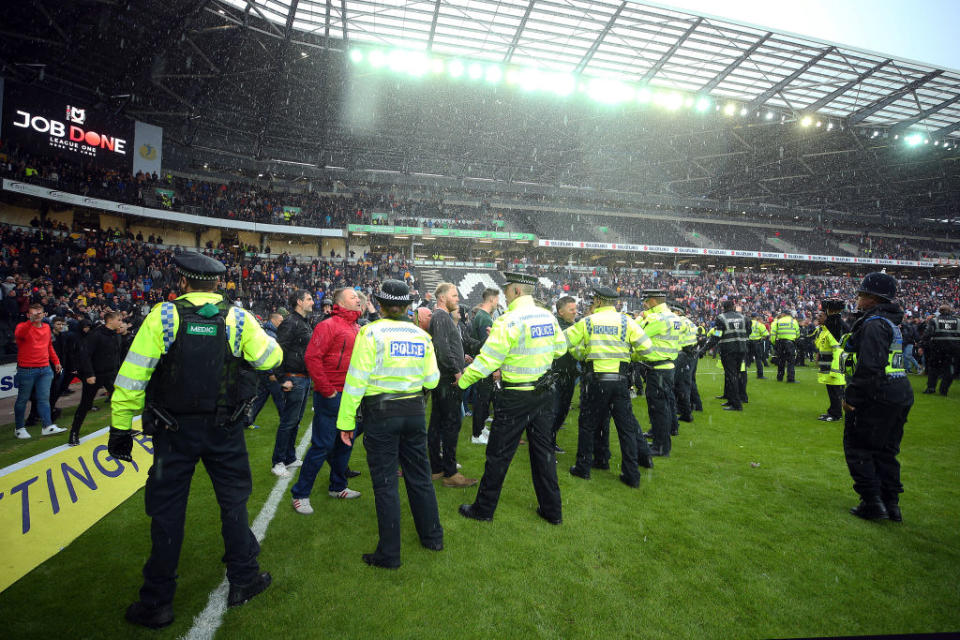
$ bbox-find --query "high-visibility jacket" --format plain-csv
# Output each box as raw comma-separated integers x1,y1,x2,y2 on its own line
337,317,440,431
111,292,282,430
813,325,845,385
565,305,654,374
840,316,907,381
749,321,769,341
637,302,680,369
771,315,799,342
458,295,566,390
678,316,698,349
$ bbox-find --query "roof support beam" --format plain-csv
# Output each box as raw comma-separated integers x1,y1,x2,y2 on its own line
254,0,300,158
890,94,960,133
804,58,890,112
426,0,442,52
503,0,535,63
699,32,770,94
324,0,331,41
932,121,960,138
638,17,702,85
340,0,348,42
573,1,626,75
846,69,943,125
747,47,834,111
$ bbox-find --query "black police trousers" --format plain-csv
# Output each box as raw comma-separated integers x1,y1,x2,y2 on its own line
363,410,443,567
689,353,703,411
719,350,746,409
428,383,463,477
674,351,693,421
775,340,796,382
470,389,562,521
826,384,845,419
574,378,644,480
551,374,576,438
578,379,612,466
140,416,260,607
843,399,911,503
645,368,676,450
748,341,765,377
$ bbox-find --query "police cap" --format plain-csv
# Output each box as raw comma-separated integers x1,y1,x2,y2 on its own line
642,288,668,299
821,298,844,312
592,286,619,300
374,279,411,305
503,271,538,286
173,251,225,281
857,272,896,302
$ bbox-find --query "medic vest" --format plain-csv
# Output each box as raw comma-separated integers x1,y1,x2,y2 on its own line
146,299,256,417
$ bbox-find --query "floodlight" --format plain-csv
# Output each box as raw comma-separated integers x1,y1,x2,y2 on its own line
430,58,445,74
551,74,576,97
468,63,484,80
695,97,711,112
369,50,387,68
636,88,653,103
349,50,364,64
800,116,812,127
827,122,834,131
588,78,634,104
815,120,822,127
739,107,748,116
448,60,464,78
723,103,736,116
765,111,774,120
905,133,923,146
485,65,503,84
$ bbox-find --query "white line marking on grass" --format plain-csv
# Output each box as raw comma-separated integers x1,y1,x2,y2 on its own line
181,427,313,640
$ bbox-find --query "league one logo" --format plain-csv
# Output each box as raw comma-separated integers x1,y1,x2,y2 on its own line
12,103,127,155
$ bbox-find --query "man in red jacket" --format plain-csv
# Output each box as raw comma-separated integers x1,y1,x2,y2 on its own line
14,304,66,439
290,288,363,514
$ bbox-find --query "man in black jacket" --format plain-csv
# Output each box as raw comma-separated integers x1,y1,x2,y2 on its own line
921,304,960,396
69,311,125,445
271,290,314,477
550,296,578,454
842,272,914,522
428,283,477,488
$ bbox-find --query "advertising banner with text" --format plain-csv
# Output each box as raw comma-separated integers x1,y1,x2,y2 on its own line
1,80,134,172
0,423,152,593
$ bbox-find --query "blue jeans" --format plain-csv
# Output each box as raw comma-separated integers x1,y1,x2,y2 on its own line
291,392,353,498
903,344,919,373
249,372,286,425
15,366,54,429
272,376,310,466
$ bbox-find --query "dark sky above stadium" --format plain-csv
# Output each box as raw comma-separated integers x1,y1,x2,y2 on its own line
660,0,960,70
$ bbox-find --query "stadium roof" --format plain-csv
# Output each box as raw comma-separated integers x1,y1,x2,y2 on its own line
219,0,960,138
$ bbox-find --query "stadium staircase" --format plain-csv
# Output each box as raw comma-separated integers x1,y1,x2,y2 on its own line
682,225,716,248
838,242,862,256
765,236,798,253
418,267,444,298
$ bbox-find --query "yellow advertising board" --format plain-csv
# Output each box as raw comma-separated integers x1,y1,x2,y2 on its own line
0,421,152,592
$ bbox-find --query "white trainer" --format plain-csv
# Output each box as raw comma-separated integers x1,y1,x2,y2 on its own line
41,424,66,436
292,497,313,514
271,462,290,477
329,488,361,499
286,459,303,469
15,428,31,439
471,431,488,445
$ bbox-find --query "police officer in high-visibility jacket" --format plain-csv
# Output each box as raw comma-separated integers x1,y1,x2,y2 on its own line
671,302,698,425
771,311,800,382
458,273,567,524
109,252,282,629
637,289,681,455
566,286,655,484
336,279,443,568
458,272,568,523
814,299,847,421
747,314,769,379
841,272,913,522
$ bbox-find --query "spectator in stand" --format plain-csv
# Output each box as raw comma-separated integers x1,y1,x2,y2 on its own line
70,311,125,445
271,290,314,477
13,303,66,439
290,287,364,514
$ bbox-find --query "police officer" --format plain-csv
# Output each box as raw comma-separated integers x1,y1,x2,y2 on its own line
841,272,913,521
747,313,769,379
922,304,960,396
771,310,800,382
707,300,751,411
637,289,681,453
565,286,654,483
457,272,568,523
335,279,443,568
109,252,282,629
814,299,847,421
671,302,697,424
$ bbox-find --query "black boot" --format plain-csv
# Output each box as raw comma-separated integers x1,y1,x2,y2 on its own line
885,502,902,522
68,428,80,447
125,602,174,629
227,572,272,607
849,498,888,520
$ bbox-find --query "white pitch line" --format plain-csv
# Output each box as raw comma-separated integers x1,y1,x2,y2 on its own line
181,425,314,640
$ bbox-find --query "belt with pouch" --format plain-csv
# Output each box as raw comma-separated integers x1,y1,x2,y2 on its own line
591,373,628,382
361,391,425,413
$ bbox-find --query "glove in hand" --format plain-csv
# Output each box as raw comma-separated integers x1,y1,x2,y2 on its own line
108,427,134,462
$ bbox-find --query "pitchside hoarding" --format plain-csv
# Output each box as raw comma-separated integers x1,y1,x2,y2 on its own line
0,80,163,174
